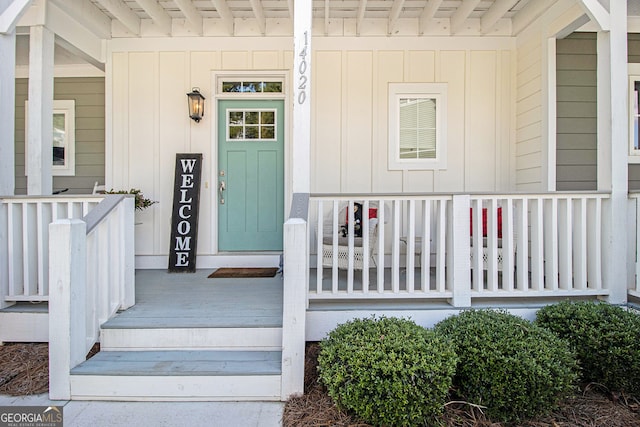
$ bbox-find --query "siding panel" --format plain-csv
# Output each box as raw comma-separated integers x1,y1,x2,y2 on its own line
556,33,596,191
14,77,105,194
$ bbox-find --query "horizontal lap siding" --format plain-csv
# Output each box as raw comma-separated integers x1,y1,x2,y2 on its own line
14,77,105,194
556,33,640,191
516,33,542,190
555,33,597,191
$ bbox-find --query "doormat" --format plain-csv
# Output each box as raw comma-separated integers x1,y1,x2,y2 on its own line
208,267,279,278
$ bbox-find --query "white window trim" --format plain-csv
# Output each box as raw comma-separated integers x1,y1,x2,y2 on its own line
25,99,76,176
388,82,447,170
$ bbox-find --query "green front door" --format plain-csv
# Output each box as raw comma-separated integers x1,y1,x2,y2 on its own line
218,99,284,251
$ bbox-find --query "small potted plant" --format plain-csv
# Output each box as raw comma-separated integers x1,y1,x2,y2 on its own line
105,188,157,211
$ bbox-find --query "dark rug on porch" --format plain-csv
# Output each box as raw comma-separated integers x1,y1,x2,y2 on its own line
208,267,279,278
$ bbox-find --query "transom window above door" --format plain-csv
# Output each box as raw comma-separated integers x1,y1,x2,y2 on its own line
221,81,283,93
227,109,277,141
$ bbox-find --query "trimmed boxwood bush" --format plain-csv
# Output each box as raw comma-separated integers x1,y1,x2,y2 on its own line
317,316,457,426
535,301,640,396
434,309,578,423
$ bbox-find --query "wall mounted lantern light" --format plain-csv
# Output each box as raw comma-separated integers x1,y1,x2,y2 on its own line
187,88,205,123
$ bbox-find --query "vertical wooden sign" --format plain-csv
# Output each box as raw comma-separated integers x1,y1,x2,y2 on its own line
168,153,202,273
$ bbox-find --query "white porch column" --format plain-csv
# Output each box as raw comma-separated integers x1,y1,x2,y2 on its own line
27,24,54,196
596,1,628,304
292,0,312,193
0,0,16,196
49,219,87,400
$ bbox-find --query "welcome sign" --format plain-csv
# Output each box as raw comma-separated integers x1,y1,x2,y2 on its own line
168,153,202,272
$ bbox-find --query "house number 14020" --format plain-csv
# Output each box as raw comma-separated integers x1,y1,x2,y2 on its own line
298,31,308,105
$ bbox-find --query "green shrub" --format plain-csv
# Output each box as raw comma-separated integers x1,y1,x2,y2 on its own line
434,309,578,423
535,301,640,396
317,316,457,426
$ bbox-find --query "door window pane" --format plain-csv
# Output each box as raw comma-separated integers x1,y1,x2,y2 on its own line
227,109,277,141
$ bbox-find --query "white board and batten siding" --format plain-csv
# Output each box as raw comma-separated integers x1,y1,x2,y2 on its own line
312,38,514,195
109,38,293,261
108,37,516,265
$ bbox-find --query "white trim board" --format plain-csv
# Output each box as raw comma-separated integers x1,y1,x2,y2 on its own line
135,254,281,269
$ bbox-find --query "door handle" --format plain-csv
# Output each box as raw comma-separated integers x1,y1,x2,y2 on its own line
219,180,226,204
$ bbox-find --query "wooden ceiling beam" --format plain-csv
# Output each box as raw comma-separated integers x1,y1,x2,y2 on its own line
174,0,203,35
481,0,518,34
249,0,266,35
356,0,367,36
211,0,234,35
388,0,405,35
450,0,481,35
94,0,140,35
324,0,329,35
134,0,172,35
419,0,442,35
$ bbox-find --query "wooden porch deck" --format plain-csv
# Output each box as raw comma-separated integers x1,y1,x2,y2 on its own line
103,269,284,329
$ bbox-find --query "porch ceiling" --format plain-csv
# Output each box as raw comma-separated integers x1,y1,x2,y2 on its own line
68,0,538,37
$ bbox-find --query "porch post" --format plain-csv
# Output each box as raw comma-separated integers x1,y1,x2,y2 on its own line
0,0,16,196
281,217,307,399
292,0,312,193
596,1,628,304
27,24,54,196
449,195,471,308
49,219,87,400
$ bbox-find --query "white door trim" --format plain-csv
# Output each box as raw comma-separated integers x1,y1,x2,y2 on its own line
210,70,291,255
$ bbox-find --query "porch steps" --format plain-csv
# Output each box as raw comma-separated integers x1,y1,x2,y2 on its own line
65,271,285,401
69,350,282,401
100,325,283,351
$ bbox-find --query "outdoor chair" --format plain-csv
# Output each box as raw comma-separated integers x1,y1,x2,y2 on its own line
321,204,379,271
470,207,511,271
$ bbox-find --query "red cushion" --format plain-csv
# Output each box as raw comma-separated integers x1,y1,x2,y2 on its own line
345,207,378,222
470,207,502,238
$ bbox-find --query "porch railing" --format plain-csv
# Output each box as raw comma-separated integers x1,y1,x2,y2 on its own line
309,192,610,305
0,196,103,307
49,194,135,400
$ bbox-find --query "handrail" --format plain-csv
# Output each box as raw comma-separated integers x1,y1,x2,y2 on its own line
83,194,127,234
311,191,612,198
289,193,309,220
0,195,105,202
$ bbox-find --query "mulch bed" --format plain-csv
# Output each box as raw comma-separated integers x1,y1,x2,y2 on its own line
0,343,100,396
283,343,640,427
0,343,49,396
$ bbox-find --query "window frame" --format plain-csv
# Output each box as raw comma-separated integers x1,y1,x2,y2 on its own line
388,82,447,170
25,99,76,176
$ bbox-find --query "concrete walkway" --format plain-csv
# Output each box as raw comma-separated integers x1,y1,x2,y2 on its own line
0,394,284,427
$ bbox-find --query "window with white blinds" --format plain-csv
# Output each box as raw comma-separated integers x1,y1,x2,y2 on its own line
388,83,447,170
